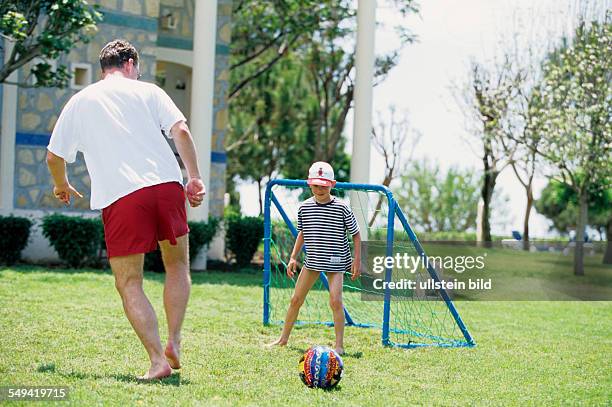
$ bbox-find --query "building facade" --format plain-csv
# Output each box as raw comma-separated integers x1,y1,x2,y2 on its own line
0,0,230,264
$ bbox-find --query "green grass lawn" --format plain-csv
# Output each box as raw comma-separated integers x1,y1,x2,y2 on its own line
1,265,611,406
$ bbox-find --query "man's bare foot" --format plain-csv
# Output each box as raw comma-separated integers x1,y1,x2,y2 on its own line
335,347,344,356
165,342,181,369
265,338,288,348
137,361,172,381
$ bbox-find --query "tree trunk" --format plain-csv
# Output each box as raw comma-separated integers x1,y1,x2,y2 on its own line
257,178,263,216
368,175,392,227
603,219,612,265
573,192,588,276
478,169,496,247
522,186,533,251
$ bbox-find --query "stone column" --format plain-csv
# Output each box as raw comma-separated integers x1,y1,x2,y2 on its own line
0,41,17,214
187,0,218,269
206,0,232,261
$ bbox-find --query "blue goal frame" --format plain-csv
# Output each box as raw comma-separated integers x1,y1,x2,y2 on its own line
262,179,475,348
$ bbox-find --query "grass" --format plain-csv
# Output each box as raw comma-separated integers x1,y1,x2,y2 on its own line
0,264,611,406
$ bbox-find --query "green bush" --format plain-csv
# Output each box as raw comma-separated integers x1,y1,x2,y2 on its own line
270,220,295,262
144,250,164,273
189,217,221,261
226,214,264,267
42,214,102,268
0,215,33,265
144,218,221,272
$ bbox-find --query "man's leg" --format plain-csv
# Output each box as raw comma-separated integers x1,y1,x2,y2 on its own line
159,234,190,369
326,272,345,355
110,254,171,379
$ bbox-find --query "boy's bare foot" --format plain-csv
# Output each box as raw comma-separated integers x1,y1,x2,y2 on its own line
335,347,344,356
265,338,288,348
137,361,172,381
165,342,181,369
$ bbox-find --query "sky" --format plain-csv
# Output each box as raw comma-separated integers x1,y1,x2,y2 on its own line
238,0,610,238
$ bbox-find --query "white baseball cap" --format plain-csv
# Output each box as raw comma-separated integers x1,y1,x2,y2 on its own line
307,161,335,187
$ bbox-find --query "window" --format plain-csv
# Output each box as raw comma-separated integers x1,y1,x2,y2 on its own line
70,63,92,90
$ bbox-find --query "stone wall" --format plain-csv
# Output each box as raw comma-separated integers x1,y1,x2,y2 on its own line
14,147,91,211
12,0,229,219
157,0,194,49
209,0,231,218
14,1,159,211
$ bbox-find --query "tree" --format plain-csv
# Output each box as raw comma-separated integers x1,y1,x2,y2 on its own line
227,55,310,214
396,160,481,233
494,55,543,251
526,20,611,275
229,0,418,99
455,59,520,244
228,53,353,213
507,143,538,249
369,106,420,226
536,180,612,264
269,0,415,168
0,0,102,88
228,1,419,207
229,0,318,99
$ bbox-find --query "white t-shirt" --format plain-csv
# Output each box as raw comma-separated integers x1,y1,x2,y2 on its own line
48,75,186,210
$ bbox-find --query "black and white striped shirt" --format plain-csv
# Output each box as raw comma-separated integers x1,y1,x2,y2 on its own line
297,197,360,273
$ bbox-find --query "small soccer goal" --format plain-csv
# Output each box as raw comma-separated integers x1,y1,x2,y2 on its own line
263,179,475,348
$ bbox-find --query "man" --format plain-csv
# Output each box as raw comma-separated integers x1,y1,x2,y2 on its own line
46,39,205,380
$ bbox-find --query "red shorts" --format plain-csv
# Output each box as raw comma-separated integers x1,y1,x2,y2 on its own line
102,182,189,258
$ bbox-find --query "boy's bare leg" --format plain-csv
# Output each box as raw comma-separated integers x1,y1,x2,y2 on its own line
267,267,320,347
326,272,345,355
159,234,190,369
110,254,171,379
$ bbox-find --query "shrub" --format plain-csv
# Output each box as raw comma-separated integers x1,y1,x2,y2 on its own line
226,214,264,267
0,215,33,265
42,214,101,268
189,217,221,261
270,220,295,262
144,218,221,272
144,249,164,273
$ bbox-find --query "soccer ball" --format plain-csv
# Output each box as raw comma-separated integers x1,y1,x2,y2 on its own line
298,345,343,389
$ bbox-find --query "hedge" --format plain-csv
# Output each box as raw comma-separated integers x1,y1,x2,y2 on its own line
41,214,103,268
40,214,221,270
144,218,221,272
225,214,264,267
0,215,33,265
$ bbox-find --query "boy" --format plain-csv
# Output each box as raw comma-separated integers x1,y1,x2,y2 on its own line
268,162,361,355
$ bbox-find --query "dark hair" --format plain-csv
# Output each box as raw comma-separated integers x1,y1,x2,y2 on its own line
99,39,139,71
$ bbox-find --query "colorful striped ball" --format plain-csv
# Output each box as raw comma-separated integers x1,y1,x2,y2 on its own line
298,345,344,389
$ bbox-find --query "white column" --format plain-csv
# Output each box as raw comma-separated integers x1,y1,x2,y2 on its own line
188,0,217,270
0,41,18,214
350,0,376,239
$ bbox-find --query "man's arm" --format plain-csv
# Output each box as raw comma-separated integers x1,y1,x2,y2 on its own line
170,120,206,208
46,151,83,205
